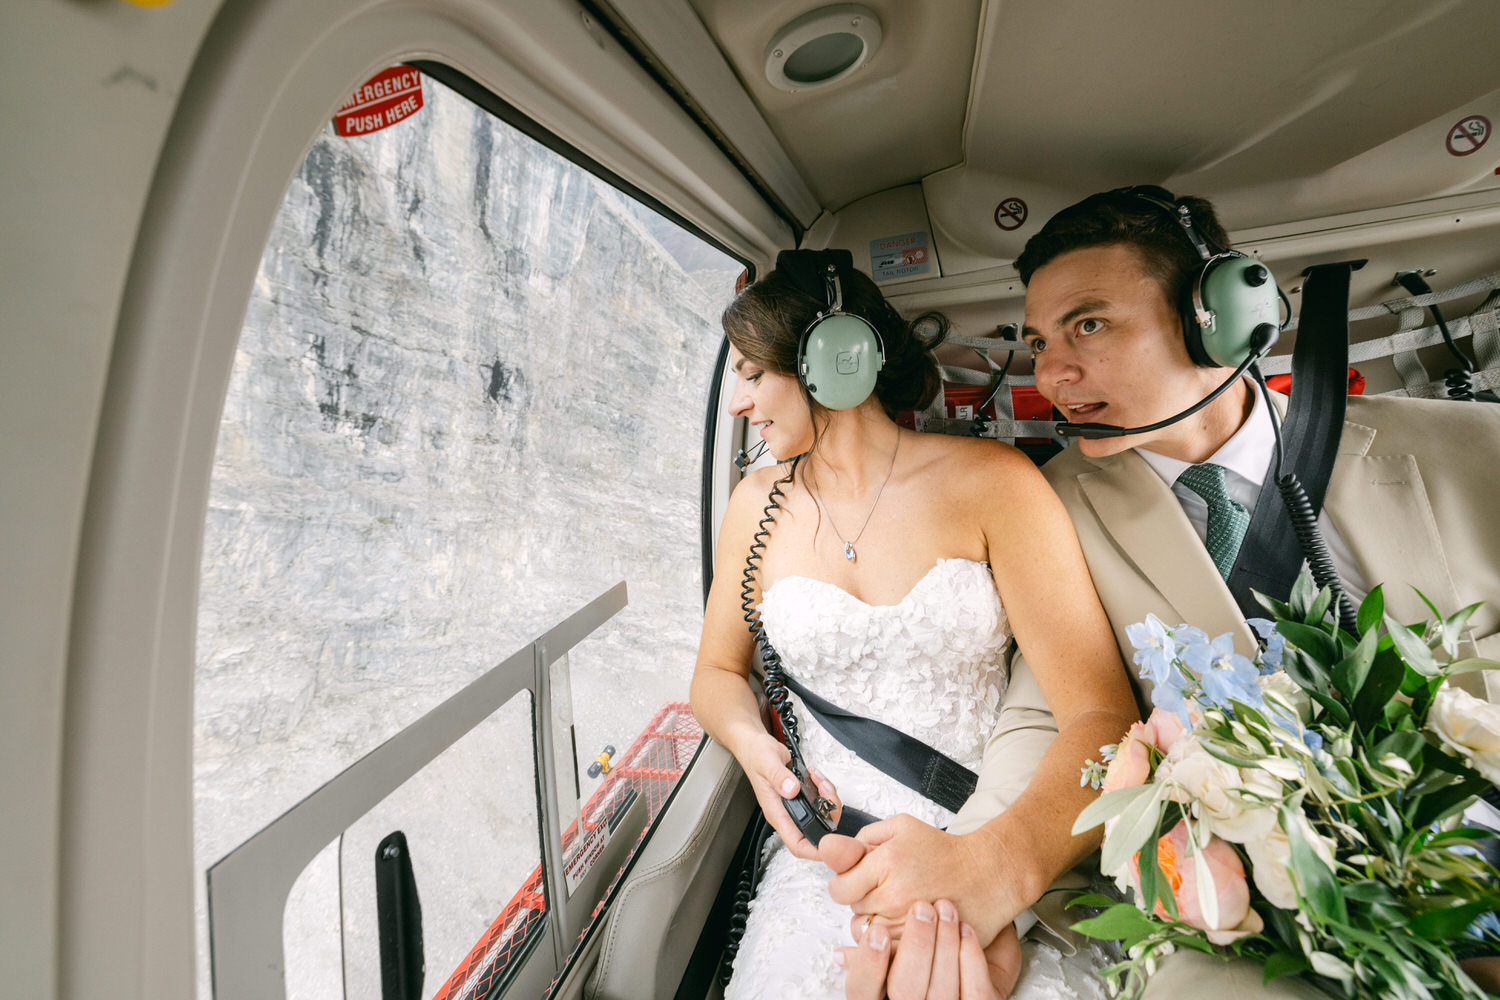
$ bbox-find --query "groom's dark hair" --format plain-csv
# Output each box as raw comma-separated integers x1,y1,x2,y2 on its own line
1014,186,1233,307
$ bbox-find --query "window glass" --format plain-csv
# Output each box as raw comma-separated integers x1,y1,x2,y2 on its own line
196,67,739,997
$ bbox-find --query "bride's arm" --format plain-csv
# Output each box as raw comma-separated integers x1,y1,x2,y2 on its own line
690,466,831,861
827,444,1137,942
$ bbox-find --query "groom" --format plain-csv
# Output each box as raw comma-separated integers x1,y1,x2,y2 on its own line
832,186,1500,997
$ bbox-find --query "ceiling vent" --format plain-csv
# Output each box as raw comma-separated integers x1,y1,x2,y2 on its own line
764,4,883,93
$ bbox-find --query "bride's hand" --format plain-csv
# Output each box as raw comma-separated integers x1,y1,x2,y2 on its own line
740,732,842,861
838,901,1020,1000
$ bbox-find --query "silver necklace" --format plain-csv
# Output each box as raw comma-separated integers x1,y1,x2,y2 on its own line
810,429,901,562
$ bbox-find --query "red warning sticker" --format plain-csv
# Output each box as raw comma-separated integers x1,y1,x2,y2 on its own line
993,198,1028,231
334,66,424,137
1446,115,1490,156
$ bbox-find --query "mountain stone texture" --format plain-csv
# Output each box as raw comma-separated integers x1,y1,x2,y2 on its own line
194,76,738,998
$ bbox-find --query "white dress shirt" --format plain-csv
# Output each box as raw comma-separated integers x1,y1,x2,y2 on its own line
1136,386,1369,602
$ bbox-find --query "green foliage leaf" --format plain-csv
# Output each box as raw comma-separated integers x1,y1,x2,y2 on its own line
1253,590,1295,621
1447,657,1500,676
1410,773,1493,829
1331,626,1379,703
1278,620,1341,669
1356,585,1385,638
1384,614,1439,677
1070,903,1157,948
1409,900,1495,940
1262,950,1310,984
1306,585,1333,627
1100,785,1167,881
1306,687,1350,727
1374,730,1426,770
1284,808,1346,925
1440,601,1485,658
1064,893,1121,910
1354,645,1407,729
1072,782,1155,836
1289,571,1318,620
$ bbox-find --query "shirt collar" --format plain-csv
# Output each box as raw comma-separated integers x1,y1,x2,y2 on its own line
1136,382,1275,489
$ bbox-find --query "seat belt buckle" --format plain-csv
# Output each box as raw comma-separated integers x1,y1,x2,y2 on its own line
782,730,838,844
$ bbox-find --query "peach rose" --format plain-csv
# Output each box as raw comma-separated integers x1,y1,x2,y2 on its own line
1134,820,1264,945
1102,709,1189,793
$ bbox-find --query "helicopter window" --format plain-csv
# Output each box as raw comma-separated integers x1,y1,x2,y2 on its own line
195,68,741,997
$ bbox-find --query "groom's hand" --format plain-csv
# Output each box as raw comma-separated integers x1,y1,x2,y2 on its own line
826,814,1018,946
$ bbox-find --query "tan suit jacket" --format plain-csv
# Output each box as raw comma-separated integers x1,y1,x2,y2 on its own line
950,393,1500,995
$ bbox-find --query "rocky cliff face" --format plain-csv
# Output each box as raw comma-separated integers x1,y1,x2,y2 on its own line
194,75,739,997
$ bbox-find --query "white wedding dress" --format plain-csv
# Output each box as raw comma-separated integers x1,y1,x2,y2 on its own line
724,558,1113,1000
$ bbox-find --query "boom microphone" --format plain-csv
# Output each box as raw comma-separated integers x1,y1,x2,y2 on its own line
734,439,770,471
1054,324,1278,440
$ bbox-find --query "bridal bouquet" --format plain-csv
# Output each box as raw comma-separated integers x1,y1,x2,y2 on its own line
1071,574,1500,999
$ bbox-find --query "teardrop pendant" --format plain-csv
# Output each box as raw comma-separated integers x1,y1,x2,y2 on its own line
844,542,856,561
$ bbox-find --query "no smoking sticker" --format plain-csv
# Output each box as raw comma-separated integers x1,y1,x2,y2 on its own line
1446,115,1490,156
994,198,1028,231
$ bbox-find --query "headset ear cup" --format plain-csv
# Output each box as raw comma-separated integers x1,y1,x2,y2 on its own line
1196,255,1282,368
800,314,884,410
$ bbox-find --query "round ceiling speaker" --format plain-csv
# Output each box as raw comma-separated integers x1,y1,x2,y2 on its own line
764,4,883,93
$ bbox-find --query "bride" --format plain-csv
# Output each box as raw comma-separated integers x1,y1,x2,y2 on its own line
690,251,1138,999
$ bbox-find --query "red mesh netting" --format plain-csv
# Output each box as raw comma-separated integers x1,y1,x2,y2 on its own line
432,701,703,1000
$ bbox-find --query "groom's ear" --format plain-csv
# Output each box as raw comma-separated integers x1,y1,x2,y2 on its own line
818,833,869,874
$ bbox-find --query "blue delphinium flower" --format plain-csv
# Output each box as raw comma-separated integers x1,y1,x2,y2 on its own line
1184,631,1264,712
1248,618,1286,675
1151,670,1193,729
1302,730,1323,753
1127,614,1178,688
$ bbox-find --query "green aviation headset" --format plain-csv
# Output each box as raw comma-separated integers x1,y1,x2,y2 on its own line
777,249,885,410
1120,186,1283,368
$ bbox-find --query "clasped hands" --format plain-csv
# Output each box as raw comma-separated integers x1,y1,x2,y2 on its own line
819,819,1023,1000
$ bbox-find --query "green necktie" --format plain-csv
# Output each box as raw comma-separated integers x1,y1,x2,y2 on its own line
1176,463,1250,580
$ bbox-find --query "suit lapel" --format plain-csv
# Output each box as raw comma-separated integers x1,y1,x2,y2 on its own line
1077,451,1255,645
1324,415,1460,625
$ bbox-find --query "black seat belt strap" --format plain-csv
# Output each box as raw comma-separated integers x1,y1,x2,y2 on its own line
1226,260,1362,619
778,671,978,813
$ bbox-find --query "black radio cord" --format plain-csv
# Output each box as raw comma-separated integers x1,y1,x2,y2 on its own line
1252,365,1360,635
722,457,803,987
1394,271,1478,402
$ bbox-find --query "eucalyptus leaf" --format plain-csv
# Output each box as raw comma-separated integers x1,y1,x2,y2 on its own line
1186,829,1220,931
1356,585,1385,638
1100,784,1167,881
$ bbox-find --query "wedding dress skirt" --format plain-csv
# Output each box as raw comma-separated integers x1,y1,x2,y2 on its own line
724,559,1113,1000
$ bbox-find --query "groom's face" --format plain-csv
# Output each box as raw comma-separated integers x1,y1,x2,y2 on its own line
1023,243,1232,460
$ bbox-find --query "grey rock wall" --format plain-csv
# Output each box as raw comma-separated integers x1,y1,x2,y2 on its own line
194,76,739,998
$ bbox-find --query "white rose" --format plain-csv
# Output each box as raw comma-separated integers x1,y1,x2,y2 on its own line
1155,736,1280,844
1242,817,1331,909
1428,683,1500,783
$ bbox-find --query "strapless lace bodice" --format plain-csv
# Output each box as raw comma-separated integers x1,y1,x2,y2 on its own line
725,558,1113,1000
758,558,1009,825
